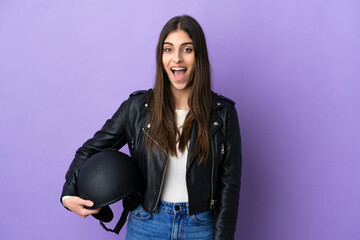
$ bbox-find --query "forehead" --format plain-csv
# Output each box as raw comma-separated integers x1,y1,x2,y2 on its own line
163,29,192,44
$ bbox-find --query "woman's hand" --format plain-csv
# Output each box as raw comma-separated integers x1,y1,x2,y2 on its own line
63,196,100,218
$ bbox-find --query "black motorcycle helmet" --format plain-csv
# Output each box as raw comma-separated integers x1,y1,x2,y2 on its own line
77,150,143,234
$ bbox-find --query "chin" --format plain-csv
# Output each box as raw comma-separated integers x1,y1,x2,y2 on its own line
171,81,192,92
171,84,187,91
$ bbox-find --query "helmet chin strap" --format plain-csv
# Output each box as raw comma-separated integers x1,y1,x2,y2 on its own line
97,192,143,234
92,206,113,222
99,208,130,234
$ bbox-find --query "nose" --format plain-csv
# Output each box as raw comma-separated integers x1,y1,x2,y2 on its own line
173,50,183,63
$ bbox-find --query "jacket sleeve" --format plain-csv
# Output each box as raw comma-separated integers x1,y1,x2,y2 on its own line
60,99,129,205
213,104,242,240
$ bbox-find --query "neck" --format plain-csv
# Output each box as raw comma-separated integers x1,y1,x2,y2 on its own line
171,86,191,110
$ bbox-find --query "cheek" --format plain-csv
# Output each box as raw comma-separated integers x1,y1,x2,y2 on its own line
189,57,196,69
186,53,195,65
162,54,170,68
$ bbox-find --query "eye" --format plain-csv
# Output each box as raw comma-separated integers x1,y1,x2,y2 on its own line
163,47,172,53
183,47,193,53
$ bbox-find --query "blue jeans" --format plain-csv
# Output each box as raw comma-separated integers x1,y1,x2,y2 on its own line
126,201,214,240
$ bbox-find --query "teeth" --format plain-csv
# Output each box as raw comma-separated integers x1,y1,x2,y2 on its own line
171,67,186,71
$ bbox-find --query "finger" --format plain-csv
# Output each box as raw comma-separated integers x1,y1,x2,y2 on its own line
84,201,94,207
77,198,94,208
89,208,101,214
82,208,101,216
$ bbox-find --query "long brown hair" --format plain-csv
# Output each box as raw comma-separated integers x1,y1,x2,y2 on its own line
146,15,212,164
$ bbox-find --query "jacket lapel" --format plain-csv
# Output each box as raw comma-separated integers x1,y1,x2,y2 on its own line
186,121,198,169
186,103,223,169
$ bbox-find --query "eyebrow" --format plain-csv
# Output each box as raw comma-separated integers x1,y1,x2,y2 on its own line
163,42,193,46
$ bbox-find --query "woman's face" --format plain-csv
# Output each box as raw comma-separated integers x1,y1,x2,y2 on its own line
162,29,195,94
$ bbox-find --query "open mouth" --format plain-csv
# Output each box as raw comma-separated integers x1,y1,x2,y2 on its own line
171,67,187,80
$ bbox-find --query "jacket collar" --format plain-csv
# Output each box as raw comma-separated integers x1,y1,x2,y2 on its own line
209,92,224,136
141,91,224,137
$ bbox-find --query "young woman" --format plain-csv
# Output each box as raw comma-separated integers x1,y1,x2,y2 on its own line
61,15,242,240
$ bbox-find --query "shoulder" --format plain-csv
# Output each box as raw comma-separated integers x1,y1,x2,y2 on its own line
211,92,240,129
129,89,150,97
113,89,151,114
211,91,236,109
127,89,152,105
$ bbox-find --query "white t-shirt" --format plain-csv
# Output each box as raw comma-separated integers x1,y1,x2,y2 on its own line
160,109,189,203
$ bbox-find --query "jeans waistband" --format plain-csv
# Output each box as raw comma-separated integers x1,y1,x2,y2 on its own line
158,200,189,215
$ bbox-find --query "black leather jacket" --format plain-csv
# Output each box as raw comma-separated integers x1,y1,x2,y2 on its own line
61,89,242,240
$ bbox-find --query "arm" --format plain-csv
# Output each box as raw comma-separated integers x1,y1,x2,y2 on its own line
60,99,129,208
213,104,242,240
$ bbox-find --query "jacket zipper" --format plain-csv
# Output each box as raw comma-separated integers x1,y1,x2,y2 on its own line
142,127,167,154
142,127,168,212
210,143,225,210
221,143,225,155
153,159,168,212
210,140,215,210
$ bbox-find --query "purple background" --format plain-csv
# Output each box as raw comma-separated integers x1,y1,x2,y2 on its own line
0,0,359,239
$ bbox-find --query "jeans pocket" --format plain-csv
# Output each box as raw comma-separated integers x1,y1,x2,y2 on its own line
130,204,152,220
190,210,214,226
